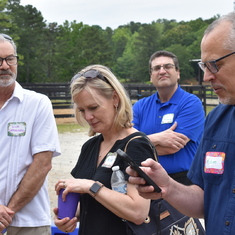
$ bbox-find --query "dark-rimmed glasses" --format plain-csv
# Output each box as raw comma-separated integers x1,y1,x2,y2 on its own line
0,55,19,66
71,69,110,85
151,63,175,73
198,51,235,74
0,33,13,41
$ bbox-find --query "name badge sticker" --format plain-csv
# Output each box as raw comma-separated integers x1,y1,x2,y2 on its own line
161,113,174,124
204,152,226,174
102,152,117,168
8,122,26,136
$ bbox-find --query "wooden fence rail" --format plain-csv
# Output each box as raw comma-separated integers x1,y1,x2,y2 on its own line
20,83,218,119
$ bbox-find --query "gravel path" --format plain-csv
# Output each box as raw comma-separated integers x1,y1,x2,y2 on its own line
48,131,90,219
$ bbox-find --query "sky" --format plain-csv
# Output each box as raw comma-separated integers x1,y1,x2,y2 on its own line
20,0,234,29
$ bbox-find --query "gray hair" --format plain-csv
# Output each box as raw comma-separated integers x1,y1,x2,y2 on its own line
204,12,235,51
0,34,17,54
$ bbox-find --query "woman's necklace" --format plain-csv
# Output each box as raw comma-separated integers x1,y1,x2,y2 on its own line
99,142,113,158
99,132,123,158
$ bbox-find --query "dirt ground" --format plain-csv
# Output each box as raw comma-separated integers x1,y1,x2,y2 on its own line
48,116,90,219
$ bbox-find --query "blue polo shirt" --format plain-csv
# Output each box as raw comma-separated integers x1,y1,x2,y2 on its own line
133,85,205,174
188,104,235,235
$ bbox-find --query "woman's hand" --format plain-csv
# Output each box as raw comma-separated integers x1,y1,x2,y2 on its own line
55,178,95,201
53,207,78,233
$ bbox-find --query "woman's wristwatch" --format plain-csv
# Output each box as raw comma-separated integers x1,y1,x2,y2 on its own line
89,181,104,197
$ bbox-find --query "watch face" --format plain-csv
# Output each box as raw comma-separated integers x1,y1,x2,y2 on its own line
90,183,101,193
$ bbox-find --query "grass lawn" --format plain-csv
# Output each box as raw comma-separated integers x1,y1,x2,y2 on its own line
57,123,88,134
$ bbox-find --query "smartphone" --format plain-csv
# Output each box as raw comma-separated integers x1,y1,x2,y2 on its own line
116,149,161,193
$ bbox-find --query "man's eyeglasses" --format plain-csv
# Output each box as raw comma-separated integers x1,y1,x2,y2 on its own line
151,63,175,73
198,51,235,74
71,69,110,85
0,56,19,66
0,33,13,41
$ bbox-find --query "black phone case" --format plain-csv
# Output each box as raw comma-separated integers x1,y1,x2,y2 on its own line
117,149,161,193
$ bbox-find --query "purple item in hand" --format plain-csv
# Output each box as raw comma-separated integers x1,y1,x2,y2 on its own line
58,189,80,219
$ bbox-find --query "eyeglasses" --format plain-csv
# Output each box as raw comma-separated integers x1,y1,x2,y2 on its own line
71,69,110,85
151,63,175,73
0,55,19,66
198,51,235,74
0,33,13,41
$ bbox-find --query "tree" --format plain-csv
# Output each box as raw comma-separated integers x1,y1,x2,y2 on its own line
53,20,85,81
0,0,17,37
2,1,218,84
112,27,131,61
43,22,60,82
7,3,47,82
115,42,135,81
131,23,162,82
165,44,194,82
77,25,113,68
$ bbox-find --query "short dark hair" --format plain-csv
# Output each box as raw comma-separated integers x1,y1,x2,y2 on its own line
149,50,179,73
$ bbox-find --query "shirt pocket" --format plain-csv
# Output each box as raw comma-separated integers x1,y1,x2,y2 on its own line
203,171,224,185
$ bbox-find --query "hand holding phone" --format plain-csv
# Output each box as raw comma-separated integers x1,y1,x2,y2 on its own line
116,149,161,193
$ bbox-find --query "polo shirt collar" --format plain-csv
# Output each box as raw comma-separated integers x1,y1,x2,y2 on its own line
156,85,182,105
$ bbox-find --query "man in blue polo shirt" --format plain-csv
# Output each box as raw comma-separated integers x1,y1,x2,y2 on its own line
133,50,205,184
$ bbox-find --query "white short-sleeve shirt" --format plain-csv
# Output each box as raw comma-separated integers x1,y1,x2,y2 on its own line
0,82,61,227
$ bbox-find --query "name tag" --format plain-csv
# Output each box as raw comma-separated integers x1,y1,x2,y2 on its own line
8,122,26,136
161,113,174,124
204,152,225,174
102,152,117,168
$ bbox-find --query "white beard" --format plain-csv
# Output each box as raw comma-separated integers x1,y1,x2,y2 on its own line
0,74,16,87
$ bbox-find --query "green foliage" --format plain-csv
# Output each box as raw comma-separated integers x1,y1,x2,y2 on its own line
0,0,17,37
130,24,161,82
1,2,215,84
165,44,194,82
7,2,47,82
112,27,132,60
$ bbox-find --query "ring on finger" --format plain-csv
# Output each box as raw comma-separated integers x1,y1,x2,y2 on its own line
61,181,66,188
0,222,2,225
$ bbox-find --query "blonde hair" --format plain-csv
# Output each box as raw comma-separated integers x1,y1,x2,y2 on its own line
71,64,133,136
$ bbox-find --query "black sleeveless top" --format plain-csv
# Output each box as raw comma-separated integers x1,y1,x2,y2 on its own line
71,131,155,235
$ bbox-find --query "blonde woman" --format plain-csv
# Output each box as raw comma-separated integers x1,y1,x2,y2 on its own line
54,65,155,235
